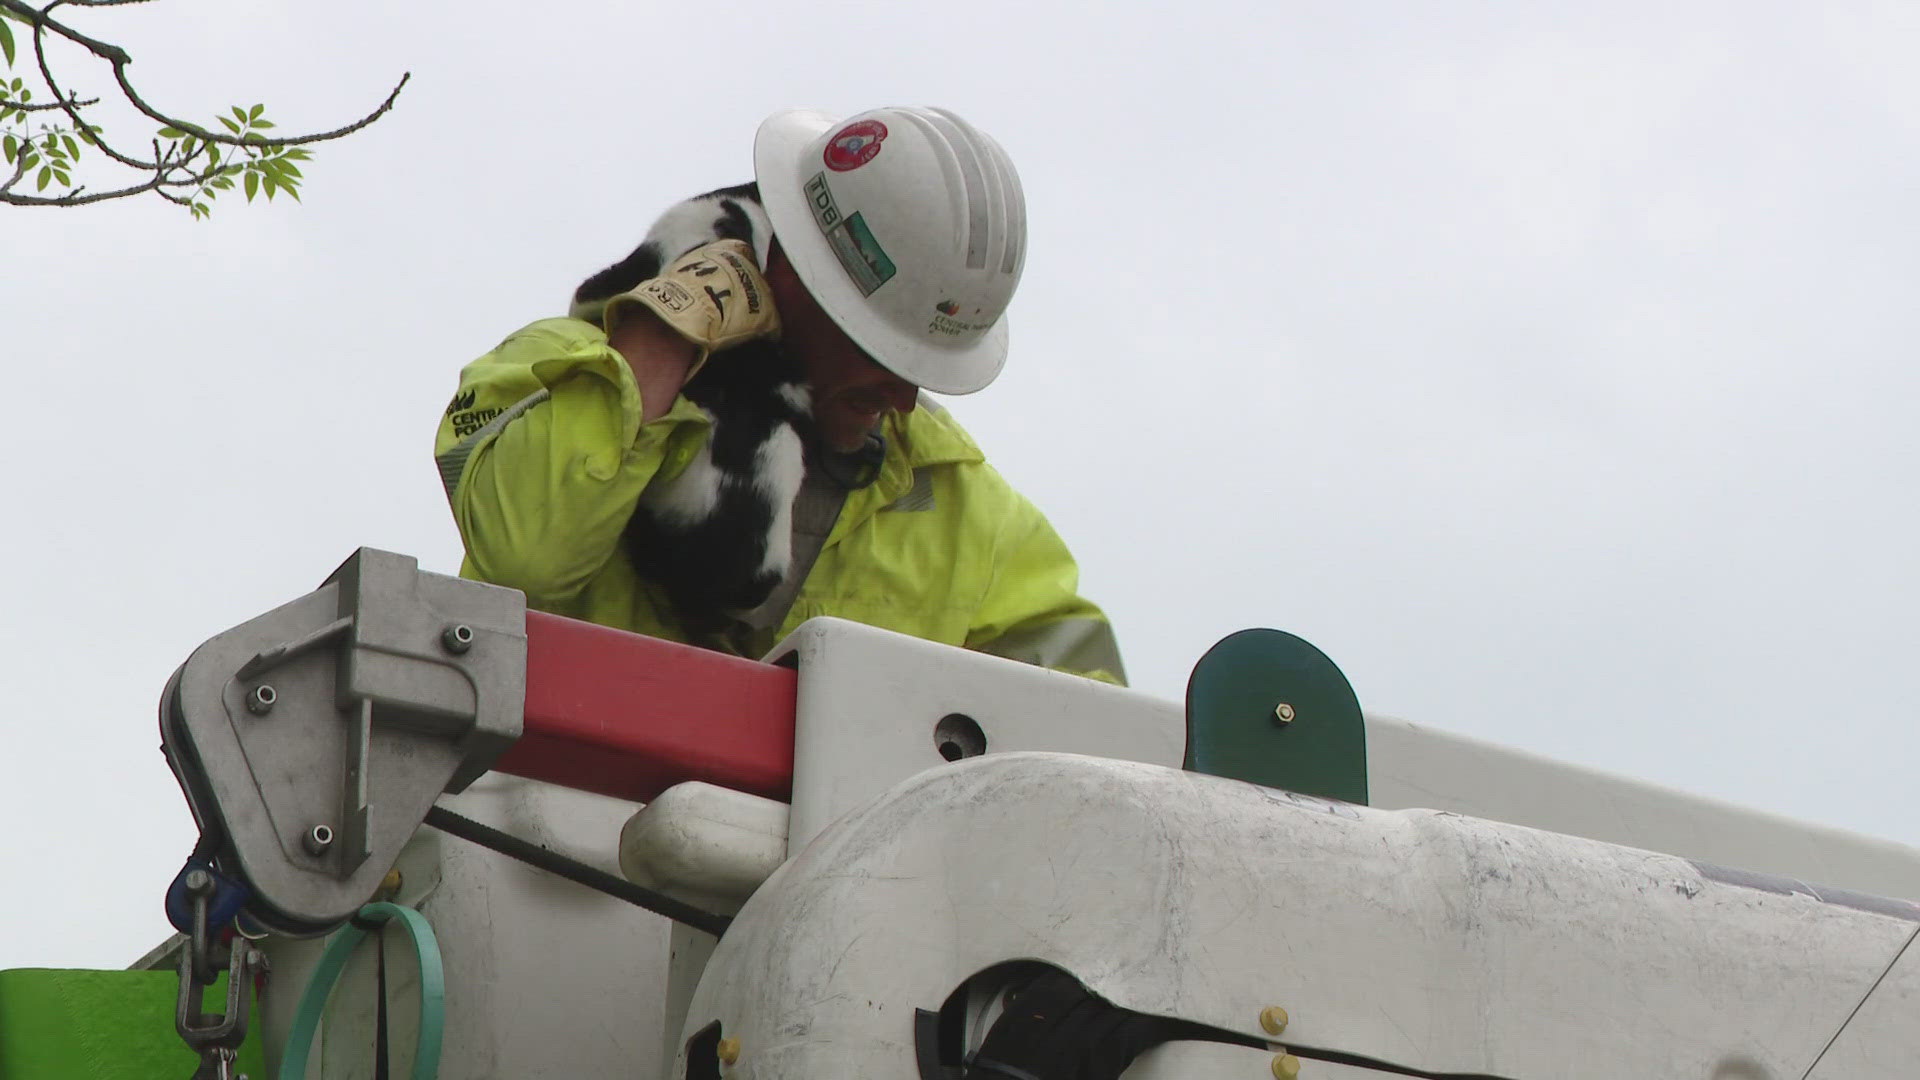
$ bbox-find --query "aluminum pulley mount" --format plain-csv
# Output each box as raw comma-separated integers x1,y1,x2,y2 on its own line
161,548,527,935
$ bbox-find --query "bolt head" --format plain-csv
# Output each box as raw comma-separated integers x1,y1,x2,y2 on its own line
1273,703,1296,725
246,685,276,716
183,869,212,893
716,1035,742,1066
1260,1004,1289,1035
441,624,475,655
1271,1052,1301,1079
303,824,334,856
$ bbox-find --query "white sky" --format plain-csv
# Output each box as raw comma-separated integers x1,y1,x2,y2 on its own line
4,1,1917,969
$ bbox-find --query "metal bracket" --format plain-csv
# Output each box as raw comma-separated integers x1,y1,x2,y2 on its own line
161,549,527,934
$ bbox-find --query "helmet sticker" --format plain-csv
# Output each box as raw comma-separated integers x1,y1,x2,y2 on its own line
804,172,897,296
823,120,888,172
828,213,896,296
929,300,994,338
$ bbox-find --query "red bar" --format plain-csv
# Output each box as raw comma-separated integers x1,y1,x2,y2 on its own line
491,611,797,803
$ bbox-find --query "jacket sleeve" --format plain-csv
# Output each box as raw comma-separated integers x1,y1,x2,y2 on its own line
433,318,701,606
964,486,1128,686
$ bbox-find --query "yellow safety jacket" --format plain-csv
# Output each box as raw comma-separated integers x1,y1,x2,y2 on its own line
434,319,1125,683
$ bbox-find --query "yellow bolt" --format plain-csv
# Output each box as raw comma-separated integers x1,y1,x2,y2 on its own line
1271,1051,1301,1079
716,1036,742,1066
1259,1005,1289,1036
1274,703,1296,724
375,869,404,900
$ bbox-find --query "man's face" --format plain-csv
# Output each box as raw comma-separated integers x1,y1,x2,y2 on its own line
766,243,919,452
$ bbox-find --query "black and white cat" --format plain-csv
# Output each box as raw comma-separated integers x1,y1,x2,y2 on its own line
571,183,813,636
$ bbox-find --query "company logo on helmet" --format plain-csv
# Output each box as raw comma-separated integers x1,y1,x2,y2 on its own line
935,300,960,316
823,120,888,172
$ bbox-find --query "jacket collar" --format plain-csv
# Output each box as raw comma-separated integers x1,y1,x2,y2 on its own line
892,394,983,468
825,395,981,547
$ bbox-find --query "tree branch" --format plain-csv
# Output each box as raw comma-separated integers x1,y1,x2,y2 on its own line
0,149,26,195
0,96,99,110
0,166,164,203
31,3,152,169
2,0,408,214
0,0,129,65
111,63,411,150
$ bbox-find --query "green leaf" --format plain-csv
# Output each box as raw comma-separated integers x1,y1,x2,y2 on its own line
158,126,187,138
282,181,301,202
231,106,249,123
218,115,240,135
52,169,67,185
275,160,302,179
0,19,15,67
244,171,257,201
284,148,313,161
211,176,233,190
2,134,13,163
252,119,275,129
19,149,35,170
17,87,28,102
61,134,76,158
35,165,50,191
262,174,278,198
248,104,263,120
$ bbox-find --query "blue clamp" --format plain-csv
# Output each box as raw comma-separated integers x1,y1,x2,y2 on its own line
165,856,251,937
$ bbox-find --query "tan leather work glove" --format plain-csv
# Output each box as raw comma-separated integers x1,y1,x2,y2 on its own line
602,239,781,366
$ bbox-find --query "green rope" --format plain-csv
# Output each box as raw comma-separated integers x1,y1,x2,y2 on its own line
278,902,444,1080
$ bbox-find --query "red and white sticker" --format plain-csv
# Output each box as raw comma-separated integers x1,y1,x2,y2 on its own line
822,120,888,172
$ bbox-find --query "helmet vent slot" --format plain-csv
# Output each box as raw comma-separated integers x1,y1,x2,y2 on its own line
914,108,993,270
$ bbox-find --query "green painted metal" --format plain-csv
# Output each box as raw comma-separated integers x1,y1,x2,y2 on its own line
0,967,265,1079
1184,628,1368,805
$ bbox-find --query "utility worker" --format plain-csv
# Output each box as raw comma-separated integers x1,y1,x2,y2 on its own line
434,106,1124,683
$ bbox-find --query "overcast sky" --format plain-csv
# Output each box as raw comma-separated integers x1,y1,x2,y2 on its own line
4,1,1917,969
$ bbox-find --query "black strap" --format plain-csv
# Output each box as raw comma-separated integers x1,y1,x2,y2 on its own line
965,971,1230,1080
373,924,389,1080
346,910,391,1078
423,805,733,937
953,970,1517,1080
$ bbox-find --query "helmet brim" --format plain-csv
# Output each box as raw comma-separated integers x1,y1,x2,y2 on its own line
754,108,1009,396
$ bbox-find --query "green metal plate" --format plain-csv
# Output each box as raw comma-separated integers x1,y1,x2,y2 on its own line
0,967,265,1079
1184,628,1368,805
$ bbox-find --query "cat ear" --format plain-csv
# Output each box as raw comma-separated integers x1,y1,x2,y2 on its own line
570,239,665,318
743,200,774,270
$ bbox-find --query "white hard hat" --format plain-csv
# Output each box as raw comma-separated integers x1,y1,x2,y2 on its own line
754,105,1027,395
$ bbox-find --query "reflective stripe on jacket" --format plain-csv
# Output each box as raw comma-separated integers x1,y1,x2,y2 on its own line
434,318,1125,683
